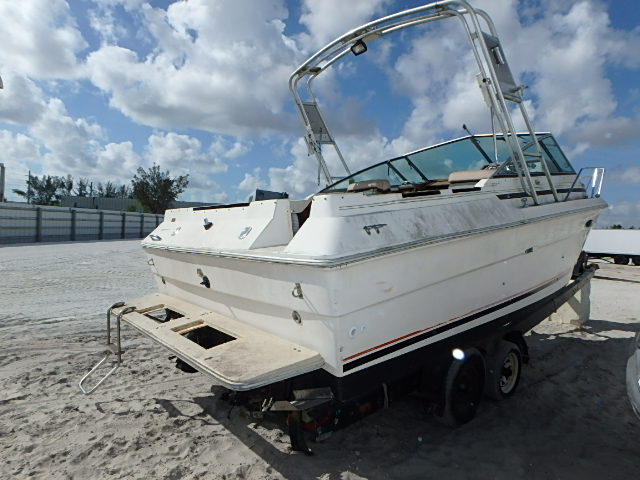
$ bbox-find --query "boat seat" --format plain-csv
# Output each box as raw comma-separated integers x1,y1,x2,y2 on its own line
448,169,494,184
347,179,391,193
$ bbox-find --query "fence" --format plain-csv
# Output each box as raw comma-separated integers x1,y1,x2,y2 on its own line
0,202,163,244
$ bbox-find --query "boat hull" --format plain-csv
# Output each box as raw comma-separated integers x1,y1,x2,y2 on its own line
143,202,601,378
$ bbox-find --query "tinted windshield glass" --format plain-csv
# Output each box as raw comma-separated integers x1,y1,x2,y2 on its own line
493,134,575,176
323,133,574,192
325,136,497,191
407,137,494,179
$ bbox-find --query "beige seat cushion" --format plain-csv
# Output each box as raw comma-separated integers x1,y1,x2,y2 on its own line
346,179,391,192
448,169,494,183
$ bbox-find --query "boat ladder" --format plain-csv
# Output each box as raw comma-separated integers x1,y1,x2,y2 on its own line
78,302,135,394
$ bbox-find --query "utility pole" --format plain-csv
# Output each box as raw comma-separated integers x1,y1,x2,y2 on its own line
0,79,4,202
0,163,5,202
27,170,32,204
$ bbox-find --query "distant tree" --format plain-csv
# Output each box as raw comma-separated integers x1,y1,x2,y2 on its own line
96,181,118,198
12,174,69,205
60,175,73,197
74,177,90,197
131,165,189,213
12,187,31,203
610,224,623,229
116,184,132,199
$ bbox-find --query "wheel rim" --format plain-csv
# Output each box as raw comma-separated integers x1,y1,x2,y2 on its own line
499,351,519,394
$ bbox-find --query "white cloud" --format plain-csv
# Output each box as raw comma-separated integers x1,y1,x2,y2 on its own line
268,139,319,196
0,76,109,183
0,73,105,175
297,0,389,50
210,138,251,160
567,116,640,149
608,166,640,186
84,0,300,136
0,128,141,199
144,132,235,202
0,130,42,198
0,0,86,79
374,0,640,153
0,72,46,126
525,2,616,134
32,98,104,171
597,200,640,228
88,4,128,45
146,132,228,174
94,141,141,181
237,168,266,193
0,73,48,125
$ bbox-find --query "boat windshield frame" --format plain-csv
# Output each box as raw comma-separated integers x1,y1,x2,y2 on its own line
321,133,575,193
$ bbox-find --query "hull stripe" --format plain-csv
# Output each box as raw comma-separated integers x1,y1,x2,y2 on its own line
342,269,569,372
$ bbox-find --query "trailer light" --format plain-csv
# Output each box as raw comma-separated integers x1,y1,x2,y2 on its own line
452,348,465,361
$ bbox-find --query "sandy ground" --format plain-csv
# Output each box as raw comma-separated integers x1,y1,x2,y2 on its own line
0,240,638,480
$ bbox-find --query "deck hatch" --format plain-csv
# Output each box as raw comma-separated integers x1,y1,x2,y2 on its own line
116,293,324,390
143,307,184,323
173,321,236,349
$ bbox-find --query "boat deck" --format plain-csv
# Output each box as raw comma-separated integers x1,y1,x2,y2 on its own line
115,293,324,390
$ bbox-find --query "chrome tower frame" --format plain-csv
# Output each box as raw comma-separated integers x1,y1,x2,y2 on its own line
288,0,557,205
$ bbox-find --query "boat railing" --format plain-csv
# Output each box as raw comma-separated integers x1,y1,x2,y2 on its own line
563,167,605,201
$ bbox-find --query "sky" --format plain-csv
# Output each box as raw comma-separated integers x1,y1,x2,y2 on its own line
0,0,638,226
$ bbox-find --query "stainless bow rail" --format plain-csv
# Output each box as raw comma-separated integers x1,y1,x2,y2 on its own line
78,302,136,394
564,167,605,202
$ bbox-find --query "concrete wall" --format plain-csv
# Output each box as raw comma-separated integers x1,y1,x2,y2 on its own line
59,196,214,212
0,202,163,244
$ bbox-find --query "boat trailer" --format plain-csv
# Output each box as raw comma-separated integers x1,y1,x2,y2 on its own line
79,265,597,455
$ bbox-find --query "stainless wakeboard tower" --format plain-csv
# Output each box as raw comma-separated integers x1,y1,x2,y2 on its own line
289,0,558,205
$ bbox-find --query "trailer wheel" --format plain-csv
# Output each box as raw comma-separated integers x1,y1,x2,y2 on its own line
632,256,640,266
614,255,629,265
484,340,522,401
436,348,485,427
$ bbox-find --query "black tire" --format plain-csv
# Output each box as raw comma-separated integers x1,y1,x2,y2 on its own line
614,255,630,265
484,340,522,401
632,256,640,267
572,251,589,277
436,348,485,427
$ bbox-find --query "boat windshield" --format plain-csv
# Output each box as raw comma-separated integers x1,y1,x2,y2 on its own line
322,134,574,192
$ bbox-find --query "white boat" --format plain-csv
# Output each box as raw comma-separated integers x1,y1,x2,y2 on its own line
81,0,606,450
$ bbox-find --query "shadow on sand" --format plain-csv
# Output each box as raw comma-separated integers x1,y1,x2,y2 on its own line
147,316,639,480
